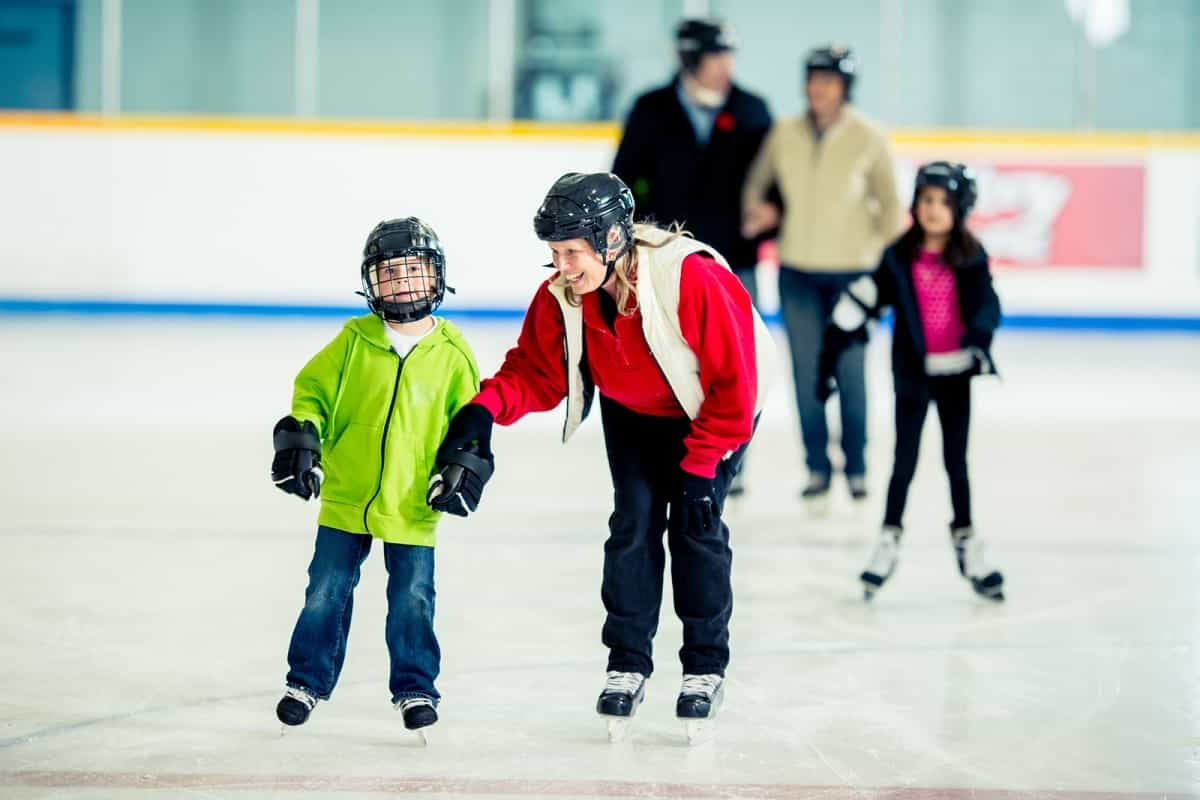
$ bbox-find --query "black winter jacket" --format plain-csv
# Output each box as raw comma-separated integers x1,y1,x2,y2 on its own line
612,77,771,270
824,241,1002,395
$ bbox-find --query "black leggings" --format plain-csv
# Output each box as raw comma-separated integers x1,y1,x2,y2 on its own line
883,374,972,530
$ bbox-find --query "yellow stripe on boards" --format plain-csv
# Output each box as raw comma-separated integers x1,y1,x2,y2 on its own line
0,112,1197,151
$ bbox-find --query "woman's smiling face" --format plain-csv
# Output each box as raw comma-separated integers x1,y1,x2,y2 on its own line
548,238,609,295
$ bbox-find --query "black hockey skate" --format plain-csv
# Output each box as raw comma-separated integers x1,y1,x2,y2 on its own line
596,671,645,742
397,698,438,730
951,526,1005,601
276,686,317,729
676,674,724,745
395,697,438,745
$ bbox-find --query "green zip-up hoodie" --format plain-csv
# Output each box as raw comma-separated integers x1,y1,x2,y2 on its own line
290,314,480,547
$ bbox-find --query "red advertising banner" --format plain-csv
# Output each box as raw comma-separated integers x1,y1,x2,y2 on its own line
894,159,1145,269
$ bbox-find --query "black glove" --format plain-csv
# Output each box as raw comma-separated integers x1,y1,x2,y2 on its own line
427,444,494,517
428,404,496,517
271,416,322,501
678,471,719,535
435,404,494,464
960,330,995,376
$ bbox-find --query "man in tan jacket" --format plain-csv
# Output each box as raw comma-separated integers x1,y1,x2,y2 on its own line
742,45,903,510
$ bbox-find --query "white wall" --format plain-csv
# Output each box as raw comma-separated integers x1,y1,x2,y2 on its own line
1,122,1198,318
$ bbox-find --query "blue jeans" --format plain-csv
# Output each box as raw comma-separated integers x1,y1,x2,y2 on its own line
285,526,439,705
778,267,868,478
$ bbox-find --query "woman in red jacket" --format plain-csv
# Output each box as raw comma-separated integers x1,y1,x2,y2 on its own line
431,172,772,742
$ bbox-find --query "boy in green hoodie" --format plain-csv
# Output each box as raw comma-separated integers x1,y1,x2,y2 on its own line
269,217,482,735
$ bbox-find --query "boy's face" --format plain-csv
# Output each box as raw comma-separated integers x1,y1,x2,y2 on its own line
915,186,955,238
371,255,437,305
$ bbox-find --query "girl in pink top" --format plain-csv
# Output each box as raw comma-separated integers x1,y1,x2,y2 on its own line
818,162,1004,602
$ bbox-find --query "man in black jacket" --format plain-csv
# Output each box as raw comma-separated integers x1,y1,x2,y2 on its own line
612,18,772,302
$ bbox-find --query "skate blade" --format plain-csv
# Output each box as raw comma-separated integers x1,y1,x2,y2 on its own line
278,719,305,737
604,717,633,743
683,718,715,746
410,728,430,747
860,576,886,601
678,687,723,746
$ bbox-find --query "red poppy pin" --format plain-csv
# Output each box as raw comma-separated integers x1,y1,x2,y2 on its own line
715,112,736,132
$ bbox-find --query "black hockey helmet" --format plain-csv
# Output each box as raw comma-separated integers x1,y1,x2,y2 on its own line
912,161,979,223
533,172,635,271
360,217,452,323
675,18,737,73
804,45,856,99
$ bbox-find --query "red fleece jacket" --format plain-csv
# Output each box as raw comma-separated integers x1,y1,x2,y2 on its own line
474,253,756,478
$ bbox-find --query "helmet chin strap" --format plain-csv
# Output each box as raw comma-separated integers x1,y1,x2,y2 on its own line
600,241,630,288
602,258,617,286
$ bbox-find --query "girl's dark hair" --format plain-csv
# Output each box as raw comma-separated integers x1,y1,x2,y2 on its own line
899,188,982,269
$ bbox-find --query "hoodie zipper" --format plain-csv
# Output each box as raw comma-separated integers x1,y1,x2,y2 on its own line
362,353,404,535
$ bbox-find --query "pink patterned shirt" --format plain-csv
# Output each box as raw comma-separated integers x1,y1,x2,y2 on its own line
912,250,966,355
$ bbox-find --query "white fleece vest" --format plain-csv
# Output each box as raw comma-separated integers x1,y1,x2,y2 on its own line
547,227,775,443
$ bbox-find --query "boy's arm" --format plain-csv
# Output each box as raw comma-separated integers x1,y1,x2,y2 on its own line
426,347,488,517
271,326,349,501
444,346,483,424
290,327,352,439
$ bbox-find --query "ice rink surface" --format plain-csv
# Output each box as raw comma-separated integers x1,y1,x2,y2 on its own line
0,315,1197,799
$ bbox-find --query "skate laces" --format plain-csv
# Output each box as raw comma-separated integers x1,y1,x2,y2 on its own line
396,697,434,713
283,686,316,710
603,671,644,695
680,673,722,699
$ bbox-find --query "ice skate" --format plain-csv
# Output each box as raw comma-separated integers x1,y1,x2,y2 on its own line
396,697,438,745
276,686,317,734
596,671,645,743
951,525,1005,601
800,473,831,516
861,525,902,600
676,673,724,745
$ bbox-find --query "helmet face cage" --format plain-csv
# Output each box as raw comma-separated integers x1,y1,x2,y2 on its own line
912,161,978,223
360,218,446,323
